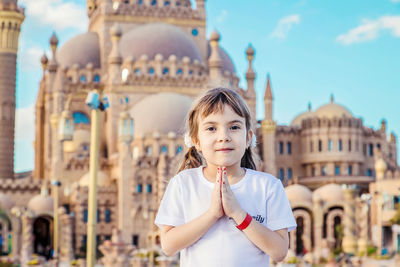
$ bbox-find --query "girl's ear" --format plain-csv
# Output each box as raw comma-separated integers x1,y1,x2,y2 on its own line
193,138,201,152
246,129,254,149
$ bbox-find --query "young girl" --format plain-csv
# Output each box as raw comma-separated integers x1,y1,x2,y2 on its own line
155,88,296,266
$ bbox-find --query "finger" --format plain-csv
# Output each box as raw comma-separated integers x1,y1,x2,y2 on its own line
222,170,228,194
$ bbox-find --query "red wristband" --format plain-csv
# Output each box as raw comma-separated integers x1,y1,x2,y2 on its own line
236,213,252,231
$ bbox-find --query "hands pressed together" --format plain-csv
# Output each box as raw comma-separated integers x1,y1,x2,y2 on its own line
209,167,246,223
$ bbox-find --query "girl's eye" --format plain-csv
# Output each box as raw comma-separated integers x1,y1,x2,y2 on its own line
231,125,241,130
206,127,216,131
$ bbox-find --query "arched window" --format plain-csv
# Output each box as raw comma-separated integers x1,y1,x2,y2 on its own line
147,184,152,193
278,141,283,155
176,145,183,154
134,68,141,74
97,209,100,223
164,0,170,6
162,67,169,75
83,209,88,223
287,168,292,179
161,145,168,154
151,0,157,6
80,75,86,83
137,0,143,5
93,74,100,83
105,209,111,223
335,165,340,175
73,112,90,124
328,139,332,151
176,68,183,75
287,142,292,154
146,146,152,156
278,168,284,181
191,28,199,36
148,67,155,75
338,139,342,151
137,184,143,193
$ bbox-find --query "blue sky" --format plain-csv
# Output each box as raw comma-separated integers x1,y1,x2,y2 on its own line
14,0,400,172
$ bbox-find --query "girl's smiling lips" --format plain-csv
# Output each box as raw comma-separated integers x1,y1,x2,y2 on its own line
216,148,234,152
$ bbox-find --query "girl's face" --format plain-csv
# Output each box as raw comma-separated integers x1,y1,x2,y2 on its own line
194,104,252,169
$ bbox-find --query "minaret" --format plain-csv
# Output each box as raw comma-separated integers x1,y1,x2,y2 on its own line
261,74,276,175
245,44,256,124
208,30,223,84
0,0,24,178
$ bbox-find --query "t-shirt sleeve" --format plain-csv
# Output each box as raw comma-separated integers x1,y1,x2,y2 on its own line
265,179,297,232
154,175,185,229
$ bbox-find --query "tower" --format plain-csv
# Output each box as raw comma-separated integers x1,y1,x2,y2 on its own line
0,0,24,178
261,75,276,175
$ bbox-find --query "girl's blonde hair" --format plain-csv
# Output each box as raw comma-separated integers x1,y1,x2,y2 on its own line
178,87,256,173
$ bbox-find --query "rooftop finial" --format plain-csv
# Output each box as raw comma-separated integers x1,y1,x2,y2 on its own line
264,74,272,100
308,102,312,111
330,94,334,103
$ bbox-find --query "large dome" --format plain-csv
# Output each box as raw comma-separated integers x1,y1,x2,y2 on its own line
314,102,352,119
120,23,203,62
290,110,314,127
57,32,100,68
130,93,193,137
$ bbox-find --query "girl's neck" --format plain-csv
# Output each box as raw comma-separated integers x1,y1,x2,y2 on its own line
202,164,246,184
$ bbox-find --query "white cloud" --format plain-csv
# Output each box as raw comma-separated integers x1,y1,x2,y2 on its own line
270,14,300,39
337,15,400,45
390,0,400,3
15,105,35,141
20,0,88,31
216,9,228,23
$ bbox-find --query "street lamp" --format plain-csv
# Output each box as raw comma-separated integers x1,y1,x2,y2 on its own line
58,89,108,267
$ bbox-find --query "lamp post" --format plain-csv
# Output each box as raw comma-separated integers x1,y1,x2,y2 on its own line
85,90,108,267
58,89,108,267
374,191,383,255
51,180,61,267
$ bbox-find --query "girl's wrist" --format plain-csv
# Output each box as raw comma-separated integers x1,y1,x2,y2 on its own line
231,209,247,225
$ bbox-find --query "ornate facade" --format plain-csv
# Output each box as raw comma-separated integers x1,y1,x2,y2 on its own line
0,0,399,265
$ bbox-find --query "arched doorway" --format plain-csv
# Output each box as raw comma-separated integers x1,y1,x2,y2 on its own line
33,216,53,260
333,216,342,249
0,210,12,255
296,217,304,255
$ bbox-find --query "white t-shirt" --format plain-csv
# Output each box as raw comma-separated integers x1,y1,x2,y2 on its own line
154,166,297,267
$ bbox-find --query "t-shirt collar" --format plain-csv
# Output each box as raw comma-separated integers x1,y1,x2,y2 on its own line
197,166,250,189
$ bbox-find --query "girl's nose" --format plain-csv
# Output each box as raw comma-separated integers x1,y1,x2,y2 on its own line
218,129,231,142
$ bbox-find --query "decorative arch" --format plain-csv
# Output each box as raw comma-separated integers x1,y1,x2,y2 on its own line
73,111,90,124
290,209,312,255
326,208,343,248
32,215,53,260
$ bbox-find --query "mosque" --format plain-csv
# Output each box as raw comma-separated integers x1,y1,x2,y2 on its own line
0,0,399,265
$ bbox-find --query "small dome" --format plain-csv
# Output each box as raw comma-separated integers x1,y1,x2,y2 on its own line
313,183,344,203
57,32,100,68
210,30,220,42
64,129,91,153
28,194,54,215
285,184,313,205
130,93,193,136
0,193,14,210
314,102,352,119
79,170,110,187
290,110,314,127
207,42,236,74
119,23,203,62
